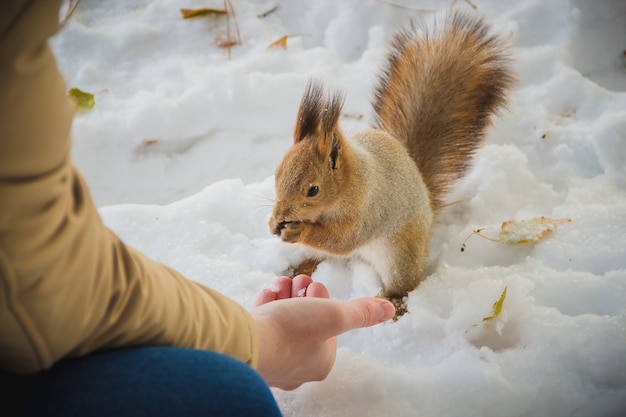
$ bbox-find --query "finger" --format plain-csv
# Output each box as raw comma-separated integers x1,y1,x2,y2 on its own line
253,289,277,307
305,281,330,299
332,298,396,335
291,274,313,298
274,276,293,300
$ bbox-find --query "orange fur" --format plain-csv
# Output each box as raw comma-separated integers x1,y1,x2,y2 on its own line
373,12,514,212
270,11,514,304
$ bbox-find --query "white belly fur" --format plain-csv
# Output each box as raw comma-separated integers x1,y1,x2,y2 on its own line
295,237,394,289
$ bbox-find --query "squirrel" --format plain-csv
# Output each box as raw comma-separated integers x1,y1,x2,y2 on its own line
269,10,514,311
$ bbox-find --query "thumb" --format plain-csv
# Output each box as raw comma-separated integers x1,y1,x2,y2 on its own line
332,298,396,335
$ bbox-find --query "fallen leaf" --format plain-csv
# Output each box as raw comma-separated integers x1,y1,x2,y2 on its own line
267,35,288,50
216,37,240,48
180,8,227,19
266,34,310,50
465,286,510,341
499,217,572,245
181,2,241,59
482,287,507,322
68,88,95,111
461,216,572,251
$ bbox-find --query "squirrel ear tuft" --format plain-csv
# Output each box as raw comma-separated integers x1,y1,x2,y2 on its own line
329,133,340,169
294,79,324,143
320,90,345,139
320,90,345,169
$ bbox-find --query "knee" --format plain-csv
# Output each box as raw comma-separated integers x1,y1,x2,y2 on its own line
13,347,283,417
133,347,283,417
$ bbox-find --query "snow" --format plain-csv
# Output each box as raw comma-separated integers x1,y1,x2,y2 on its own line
52,0,626,416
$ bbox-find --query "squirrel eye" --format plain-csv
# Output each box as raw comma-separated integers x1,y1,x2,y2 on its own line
307,185,319,197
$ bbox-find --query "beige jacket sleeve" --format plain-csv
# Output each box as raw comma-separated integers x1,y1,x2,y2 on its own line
0,0,258,374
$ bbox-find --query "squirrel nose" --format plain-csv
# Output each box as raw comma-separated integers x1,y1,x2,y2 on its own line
273,221,288,236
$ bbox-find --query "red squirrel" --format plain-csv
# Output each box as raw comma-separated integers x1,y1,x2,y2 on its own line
269,11,514,311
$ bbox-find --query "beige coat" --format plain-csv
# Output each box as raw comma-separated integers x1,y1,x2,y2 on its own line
0,0,258,374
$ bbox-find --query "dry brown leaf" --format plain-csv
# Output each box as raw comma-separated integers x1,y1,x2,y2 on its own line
180,1,241,58
180,8,227,19
266,34,310,51
216,37,240,48
267,35,289,50
499,217,572,244
461,216,572,251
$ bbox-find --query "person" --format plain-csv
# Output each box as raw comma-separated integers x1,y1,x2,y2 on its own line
0,1,396,416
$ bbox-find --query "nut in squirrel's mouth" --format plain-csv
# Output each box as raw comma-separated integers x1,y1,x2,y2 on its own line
273,220,302,236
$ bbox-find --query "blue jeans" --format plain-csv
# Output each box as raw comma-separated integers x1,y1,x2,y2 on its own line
2,347,282,417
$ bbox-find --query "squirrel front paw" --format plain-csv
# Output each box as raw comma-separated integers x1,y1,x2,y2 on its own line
273,220,303,243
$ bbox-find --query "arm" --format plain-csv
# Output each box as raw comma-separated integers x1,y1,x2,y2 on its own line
0,0,396,385
0,0,257,374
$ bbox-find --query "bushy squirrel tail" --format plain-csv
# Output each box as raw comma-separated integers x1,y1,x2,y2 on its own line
372,11,514,212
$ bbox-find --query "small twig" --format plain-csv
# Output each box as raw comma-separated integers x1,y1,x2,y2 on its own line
224,0,231,59
438,199,464,209
451,0,478,10
220,0,242,59
377,0,436,13
257,5,278,18
60,0,81,28
460,228,498,252
227,0,241,47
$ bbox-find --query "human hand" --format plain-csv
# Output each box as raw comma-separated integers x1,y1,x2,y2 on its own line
252,275,395,390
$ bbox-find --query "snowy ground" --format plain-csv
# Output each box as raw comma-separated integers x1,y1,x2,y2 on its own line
52,0,626,416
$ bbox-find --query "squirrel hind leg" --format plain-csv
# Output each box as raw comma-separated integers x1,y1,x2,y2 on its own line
291,258,321,277
380,216,431,312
